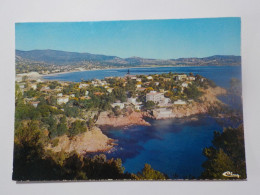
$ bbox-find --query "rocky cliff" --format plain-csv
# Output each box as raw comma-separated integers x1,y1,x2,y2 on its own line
96,111,151,127
46,127,114,155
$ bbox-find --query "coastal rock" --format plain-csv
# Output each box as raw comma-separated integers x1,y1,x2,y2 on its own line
46,127,114,155
96,111,151,127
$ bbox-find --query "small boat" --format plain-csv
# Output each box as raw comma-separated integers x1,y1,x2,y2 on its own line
222,171,240,178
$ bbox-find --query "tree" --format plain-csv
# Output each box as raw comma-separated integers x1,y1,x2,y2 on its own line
201,125,246,179
144,101,156,110
68,120,87,137
136,164,167,180
57,116,68,136
112,106,121,116
183,83,202,100
201,148,235,179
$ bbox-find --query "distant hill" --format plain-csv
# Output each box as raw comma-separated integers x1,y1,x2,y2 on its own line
16,49,241,68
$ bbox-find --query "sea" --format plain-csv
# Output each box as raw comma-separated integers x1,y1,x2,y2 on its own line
44,65,243,179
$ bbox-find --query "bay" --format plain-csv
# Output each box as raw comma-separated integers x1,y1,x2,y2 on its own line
44,65,242,179
43,65,241,88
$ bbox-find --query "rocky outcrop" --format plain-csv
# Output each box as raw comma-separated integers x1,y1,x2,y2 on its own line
46,127,114,155
96,111,151,127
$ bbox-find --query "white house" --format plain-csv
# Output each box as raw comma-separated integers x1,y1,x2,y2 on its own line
136,78,142,82
146,91,164,103
127,97,137,104
181,82,189,88
136,84,142,88
111,102,125,109
200,78,205,82
175,74,187,81
85,91,89,96
57,96,69,105
30,84,37,90
173,100,186,105
79,83,89,88
30,101,40,108
57,93,63,97
107,88,113,93
158,97,171,107
188,76,196,81
147,76,153,80
70,94,75,98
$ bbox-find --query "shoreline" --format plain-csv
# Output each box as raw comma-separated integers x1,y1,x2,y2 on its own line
40,64,240,79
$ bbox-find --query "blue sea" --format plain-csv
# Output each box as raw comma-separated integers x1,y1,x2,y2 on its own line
44,65,243,178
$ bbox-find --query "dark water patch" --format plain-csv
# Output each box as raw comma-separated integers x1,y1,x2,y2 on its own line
99,116,223,178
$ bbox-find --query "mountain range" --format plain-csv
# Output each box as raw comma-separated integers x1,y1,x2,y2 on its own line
16,49,241,67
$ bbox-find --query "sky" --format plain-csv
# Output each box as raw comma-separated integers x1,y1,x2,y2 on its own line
15,17,241,59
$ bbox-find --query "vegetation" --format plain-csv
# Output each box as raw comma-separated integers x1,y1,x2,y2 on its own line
201,125,246,179
135,164,168,180
183,83,203,100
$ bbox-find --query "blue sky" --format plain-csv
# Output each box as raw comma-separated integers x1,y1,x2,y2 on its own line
15,18,241,59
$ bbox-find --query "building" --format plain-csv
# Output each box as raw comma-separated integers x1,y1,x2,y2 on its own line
175,74,187,81
188,76,196,81
85,91,89,96
107,88,113,93
57,93,63,97
164,78,171,82
173,100,186,105
136,84,142,88
158,97,171,107
111,102,125,109
57,96,69,105
79,83,89,88
30,101,40,108
30,84,37,90
181,82,189,88
127,97,137,104
153,108,174,119
146,91,164,103
147,76,153,80
137,87,146,92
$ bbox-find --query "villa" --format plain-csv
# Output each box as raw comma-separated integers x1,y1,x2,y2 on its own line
57,96,69,105
146,91,165,103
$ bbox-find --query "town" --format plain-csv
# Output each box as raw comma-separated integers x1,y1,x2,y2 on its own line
16,71,212,127
15,70,226,152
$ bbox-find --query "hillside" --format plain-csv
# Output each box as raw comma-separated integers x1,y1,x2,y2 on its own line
15,49,241,73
